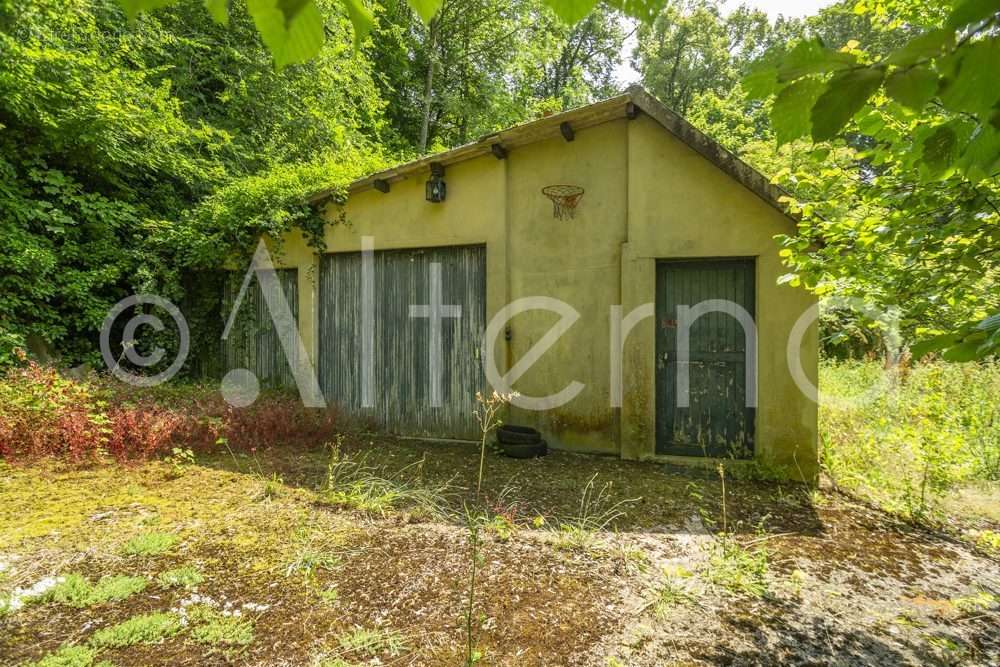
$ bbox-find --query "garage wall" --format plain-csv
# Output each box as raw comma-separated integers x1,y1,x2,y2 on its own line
622,113,819,478
503,120,628,454
268,106,817,478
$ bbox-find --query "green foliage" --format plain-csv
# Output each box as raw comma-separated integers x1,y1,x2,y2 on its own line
320,441,450,516
370,0,626,152
821,360,1000,519
116,0,666,72
744,0,1000,358
43,574,149,608
165,447,197,477
705,538,769,597
88,612,182,649
635,1,780,115
652,575,696,615
0,0,385,370
122,531,178,556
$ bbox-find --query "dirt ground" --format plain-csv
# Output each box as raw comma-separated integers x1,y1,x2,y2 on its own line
1,436,998,666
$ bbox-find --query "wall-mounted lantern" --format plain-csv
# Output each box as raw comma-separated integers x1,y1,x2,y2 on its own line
425,162,446,203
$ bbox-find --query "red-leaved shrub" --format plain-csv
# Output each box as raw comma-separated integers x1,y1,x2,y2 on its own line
0,361,342,464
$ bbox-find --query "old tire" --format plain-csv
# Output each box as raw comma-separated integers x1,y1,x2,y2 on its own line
497,424,542,445
499,440,548,459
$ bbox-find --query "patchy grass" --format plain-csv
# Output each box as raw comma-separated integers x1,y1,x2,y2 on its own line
336,626,407,657
951,591,997,615
1,434,998,665
122,532,178,557
44,574,148,608
187,605,255,647
285,547,340,580
705,538,769,597
89,612,182,649
318,443,450,517
156,566,203,589
652,578,696,617
27,644,109,667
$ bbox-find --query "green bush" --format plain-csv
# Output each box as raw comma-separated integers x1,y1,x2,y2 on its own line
821,360,1000,520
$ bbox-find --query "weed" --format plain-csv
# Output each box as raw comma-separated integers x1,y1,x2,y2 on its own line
808,488,830,508
553,524,598,552
485,514,516,541
473,390,516,497
482,484,527,540
89,612,182,649
320,442,450,518
923,634,967,660
706,539,769,597
549,474,638,552
285,548,340,579
652,578,696,616
157,566,204,589
786,569,807,597
44,574,148,608
165,447,196,478
462,507,485,666
336,627,407,657
973,529,1000,555
319,586,339,603
258,471,284,500
821,360,1000,521
123,531,178,556
893,610,925,629
950,590,997,614
607,541,649,575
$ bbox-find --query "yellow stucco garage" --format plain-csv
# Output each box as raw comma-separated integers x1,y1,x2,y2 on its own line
269,86,818,479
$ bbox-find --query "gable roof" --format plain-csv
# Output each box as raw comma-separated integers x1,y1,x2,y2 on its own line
310,86,791,219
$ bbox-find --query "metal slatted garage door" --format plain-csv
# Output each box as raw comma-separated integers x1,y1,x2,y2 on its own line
318,245,487,439
221,269,299,390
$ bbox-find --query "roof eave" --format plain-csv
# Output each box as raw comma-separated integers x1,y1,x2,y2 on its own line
309,87,794,223
307,94,631,205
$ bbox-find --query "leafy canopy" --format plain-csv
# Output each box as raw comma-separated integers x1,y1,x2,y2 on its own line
118,0,669,68
744,0,1000,360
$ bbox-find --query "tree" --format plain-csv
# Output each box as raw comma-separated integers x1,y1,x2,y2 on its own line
370,0,626,153
116,0,668,72
532,5,627,108
745,0,1000,360
0,0,385,366
634,0,773,114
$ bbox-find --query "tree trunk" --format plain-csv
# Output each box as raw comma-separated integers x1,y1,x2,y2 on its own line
418,18,439,154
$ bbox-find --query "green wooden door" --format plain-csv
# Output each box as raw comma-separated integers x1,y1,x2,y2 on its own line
655,259,756,458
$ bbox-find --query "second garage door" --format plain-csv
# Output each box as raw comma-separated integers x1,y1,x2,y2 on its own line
318,245,487,439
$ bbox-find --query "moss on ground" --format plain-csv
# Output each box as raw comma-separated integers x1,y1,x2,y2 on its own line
1,437,998,665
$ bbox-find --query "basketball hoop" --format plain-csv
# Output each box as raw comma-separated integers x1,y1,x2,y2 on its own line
542,185,585,220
